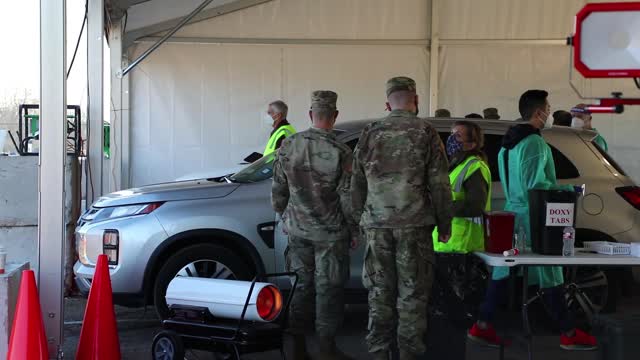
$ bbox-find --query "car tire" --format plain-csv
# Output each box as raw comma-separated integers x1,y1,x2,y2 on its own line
153,243,253,320
152,331,184,360
564,267,618,329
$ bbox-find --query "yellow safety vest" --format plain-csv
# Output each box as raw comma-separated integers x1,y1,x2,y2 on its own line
263,124,296,156
433,155,492,253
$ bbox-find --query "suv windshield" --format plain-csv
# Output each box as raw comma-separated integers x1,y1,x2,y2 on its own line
230,152,275,183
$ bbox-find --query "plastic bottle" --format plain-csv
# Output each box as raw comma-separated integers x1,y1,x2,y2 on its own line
515,226,526,254
563,226,575,257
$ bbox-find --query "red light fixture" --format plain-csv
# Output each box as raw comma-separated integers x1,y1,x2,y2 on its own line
573,2,640,78
616,186,640,210
255,285,282,321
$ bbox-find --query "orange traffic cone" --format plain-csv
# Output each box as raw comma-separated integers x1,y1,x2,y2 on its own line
76,254,121,360
7,270,48,360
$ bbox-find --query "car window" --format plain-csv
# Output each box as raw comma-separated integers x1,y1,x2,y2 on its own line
345,138,359,151
437,132,579,181
549,144,580,179
592,141,627,176
230,152,275,183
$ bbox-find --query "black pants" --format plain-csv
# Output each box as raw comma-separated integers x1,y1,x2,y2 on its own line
423,253,488,360
478,278,574,333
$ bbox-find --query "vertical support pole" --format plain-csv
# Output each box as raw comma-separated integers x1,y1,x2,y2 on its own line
39,0,66,357
87,0,104,203
429,0,440,116
109,20,123,192
122,59,131,189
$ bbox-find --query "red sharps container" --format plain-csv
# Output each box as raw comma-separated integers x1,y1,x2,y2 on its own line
484,211,516,254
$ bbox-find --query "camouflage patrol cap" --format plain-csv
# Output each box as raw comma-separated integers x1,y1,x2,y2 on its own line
434,108,451,118
385,76,416,97
483,107,500,119
311,90,338,111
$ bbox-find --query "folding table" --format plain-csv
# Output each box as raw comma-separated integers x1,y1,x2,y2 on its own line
474,250,640,360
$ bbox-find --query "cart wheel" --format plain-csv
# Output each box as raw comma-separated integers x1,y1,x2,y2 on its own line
152,331,185,360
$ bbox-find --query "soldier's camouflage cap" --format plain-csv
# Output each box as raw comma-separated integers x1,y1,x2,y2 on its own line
386,76,416,97
483,107,500,119
434,108,451,118
311,90,338,111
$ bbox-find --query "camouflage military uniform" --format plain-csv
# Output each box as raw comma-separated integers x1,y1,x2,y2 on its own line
352,77,453,356
271,91,353,339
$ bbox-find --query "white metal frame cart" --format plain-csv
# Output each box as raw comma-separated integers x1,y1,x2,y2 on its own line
474,250,640,360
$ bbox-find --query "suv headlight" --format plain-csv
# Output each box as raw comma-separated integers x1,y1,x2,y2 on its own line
82,202,164,223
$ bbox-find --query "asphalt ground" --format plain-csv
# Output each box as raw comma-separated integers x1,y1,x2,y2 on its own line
61,290,640,359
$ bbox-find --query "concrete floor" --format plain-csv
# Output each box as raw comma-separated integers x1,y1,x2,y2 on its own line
60,295,640,360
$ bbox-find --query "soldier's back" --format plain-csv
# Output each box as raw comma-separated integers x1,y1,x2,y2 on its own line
355,110,443,228
278,128,351,240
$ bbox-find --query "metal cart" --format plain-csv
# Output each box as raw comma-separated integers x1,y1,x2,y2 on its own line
152,272,298,360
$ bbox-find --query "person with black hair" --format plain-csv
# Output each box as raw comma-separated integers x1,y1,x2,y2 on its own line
468,90,598,351
553,110,572,127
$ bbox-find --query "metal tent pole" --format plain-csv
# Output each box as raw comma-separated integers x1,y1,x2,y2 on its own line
39,0,66,357
119,0,217,77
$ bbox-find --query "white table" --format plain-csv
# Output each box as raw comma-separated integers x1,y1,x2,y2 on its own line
474,249,640,267
473,249,640,360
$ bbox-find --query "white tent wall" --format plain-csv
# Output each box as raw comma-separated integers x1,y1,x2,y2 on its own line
162,0,431,39
435,0,640,183
129,43,429,186
126,0,431,186
123,0,640,187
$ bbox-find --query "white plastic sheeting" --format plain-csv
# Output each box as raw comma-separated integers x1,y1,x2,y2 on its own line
438,44,640,183
129,43,429,186
125,0,640,185
169,0,431,39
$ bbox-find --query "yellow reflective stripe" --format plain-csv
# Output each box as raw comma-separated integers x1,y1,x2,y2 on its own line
462,216,484,226
454,159,479,192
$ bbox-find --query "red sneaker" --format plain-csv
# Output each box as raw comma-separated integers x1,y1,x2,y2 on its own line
560,329,597,351
467,323,506,348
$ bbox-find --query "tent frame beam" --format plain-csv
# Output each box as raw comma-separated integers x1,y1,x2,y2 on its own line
122,0,273,48
119,0,217,77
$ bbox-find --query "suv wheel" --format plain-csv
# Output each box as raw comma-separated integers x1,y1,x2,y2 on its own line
153,243,252,319
564,267,618,328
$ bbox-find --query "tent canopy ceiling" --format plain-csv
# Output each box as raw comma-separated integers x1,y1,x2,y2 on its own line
108,0,275,47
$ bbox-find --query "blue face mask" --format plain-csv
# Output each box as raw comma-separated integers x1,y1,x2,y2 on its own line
446,134,464,156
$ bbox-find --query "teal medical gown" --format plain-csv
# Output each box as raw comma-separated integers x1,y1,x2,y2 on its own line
493,131,574,288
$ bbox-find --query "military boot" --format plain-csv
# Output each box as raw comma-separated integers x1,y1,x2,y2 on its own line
317,336,355,360
370,350,389,360
284,333,310,360
398,349,416,360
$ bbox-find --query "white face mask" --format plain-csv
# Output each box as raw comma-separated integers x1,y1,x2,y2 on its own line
538,110,552,129
263,113,274,126
571,117,585,128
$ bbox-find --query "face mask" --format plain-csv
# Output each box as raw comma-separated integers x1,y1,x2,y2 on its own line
537,110,552,129
571,117,585,128
446,135,464,156
263,113,274,126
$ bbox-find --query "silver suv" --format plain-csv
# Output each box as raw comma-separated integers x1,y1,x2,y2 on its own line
75,119,640,319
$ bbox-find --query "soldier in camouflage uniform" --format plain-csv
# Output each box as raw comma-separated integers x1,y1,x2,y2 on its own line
272,90,356,360
351,77,453,360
